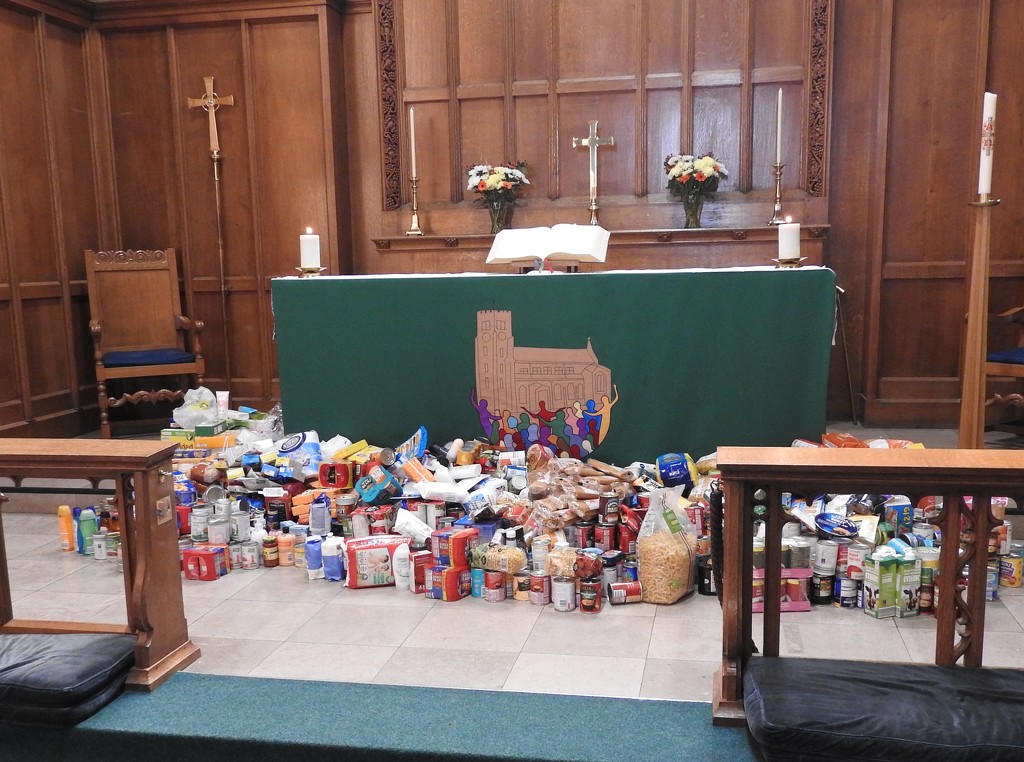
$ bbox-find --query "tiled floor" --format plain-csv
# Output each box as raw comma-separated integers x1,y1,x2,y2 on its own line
4,422,1024,703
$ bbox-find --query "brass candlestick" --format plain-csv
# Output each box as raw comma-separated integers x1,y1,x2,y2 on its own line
768,162,786,225
406,176,424,236
295,267,325,278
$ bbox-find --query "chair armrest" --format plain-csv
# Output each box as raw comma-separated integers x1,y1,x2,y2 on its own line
174,315,204,359
993,306,1024,325
88,320,105,357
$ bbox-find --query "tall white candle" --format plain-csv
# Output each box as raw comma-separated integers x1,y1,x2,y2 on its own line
776,88,783,164
778,221,801,261
978,92,997,195
409,106,418,178
299,227,320,269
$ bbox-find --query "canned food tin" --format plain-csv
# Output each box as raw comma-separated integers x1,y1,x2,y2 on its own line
812,539,839,575
528,571,551,605
845,540,871,580
832,576,859,608
598,491,620,524
618,523,637,556
788,537,813,569
987,563,1000,601
623,560,639,581
513,572,531,601
471,567,485,597
483,570,506,602
607,580,643,605
190,509,210,542
230,511,250,543
228,541,244,570
696,535,711,556
579,577,603,613
594,521,616,552
697,557,716,596
105,532,120,561
207,517,231,546
752,538,765,569
1000,554,1023,588
92,533,108,561
810,573,834,605
241,540,260,570
551,576,576,611
576,520,596,548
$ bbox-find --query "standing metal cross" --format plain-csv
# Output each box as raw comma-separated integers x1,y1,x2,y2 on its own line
187,76,236,384
187,76,235,160
572,120,615,224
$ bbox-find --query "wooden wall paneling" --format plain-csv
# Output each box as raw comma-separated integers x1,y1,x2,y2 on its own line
103,30,179,249
0,7,56,425
172,22,250,392
511,95,550,208
324,4,352,275
558,92,637,200
862,0,989,426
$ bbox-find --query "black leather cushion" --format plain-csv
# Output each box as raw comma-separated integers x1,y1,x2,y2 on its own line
0,633,136,726
744,656,1024,762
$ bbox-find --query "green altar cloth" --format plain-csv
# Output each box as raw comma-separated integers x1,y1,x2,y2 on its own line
271,267,835,464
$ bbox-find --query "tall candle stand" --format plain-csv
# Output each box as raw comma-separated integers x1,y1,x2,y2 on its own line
295,266,325,278
406,176,424,236
768,163,786,225
957,192,1001,448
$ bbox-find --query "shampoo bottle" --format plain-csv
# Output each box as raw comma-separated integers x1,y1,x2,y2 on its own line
57,504,75,552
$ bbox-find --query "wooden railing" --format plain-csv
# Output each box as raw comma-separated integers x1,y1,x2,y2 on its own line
0,439,199,689
712,446,1023,725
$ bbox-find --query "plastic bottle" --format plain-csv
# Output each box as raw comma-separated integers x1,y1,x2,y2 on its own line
79,507,97,556
57,505,75,552
393,542,411,591
249,517,268,565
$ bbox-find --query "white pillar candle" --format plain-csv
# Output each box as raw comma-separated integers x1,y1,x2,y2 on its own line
778,221,801,261
978,92,997,195
776,88,783,164
299,227,320,269
409,106,418,178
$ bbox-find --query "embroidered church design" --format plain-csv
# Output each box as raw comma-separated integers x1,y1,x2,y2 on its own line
472,309,618,458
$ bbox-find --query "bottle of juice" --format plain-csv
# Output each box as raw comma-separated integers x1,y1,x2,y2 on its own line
57,504,75,552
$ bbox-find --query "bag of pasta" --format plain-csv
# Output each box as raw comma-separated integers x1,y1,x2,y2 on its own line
637,487,697,604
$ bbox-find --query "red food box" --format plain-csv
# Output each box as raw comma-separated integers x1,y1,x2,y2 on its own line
427,565,472,601
411,550,433,594
429,527,479,567
183,547,229,580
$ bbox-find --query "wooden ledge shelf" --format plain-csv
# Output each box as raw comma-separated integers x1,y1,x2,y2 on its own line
373,225,830,253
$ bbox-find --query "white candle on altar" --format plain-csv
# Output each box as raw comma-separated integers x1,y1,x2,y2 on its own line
778,220,800,261
978,92,997,195
409,106,418,178
300,227,320,269
776,88,783,164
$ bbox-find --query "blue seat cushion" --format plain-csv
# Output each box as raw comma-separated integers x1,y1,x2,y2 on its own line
0,633,136,726
744,656,1024,761
102,348,195,367
987,347,1024,364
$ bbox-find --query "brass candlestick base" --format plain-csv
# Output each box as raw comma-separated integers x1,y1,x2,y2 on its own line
772,258,806,269
296,267,325,278
768,162,787,225
406,176,424,236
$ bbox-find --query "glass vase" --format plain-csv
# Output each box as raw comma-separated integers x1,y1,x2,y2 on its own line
488,197,511,234
681,194,704,229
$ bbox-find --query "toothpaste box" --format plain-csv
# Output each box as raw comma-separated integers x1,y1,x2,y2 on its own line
863,553,899,619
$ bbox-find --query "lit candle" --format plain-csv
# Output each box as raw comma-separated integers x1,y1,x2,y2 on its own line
776,88,783,165
299,227,320,269
778,220,801,261
409,106,418,178
978,91,997,195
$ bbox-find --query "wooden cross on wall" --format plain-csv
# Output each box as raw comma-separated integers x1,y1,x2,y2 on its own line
572,120,615,225
187,76,235,160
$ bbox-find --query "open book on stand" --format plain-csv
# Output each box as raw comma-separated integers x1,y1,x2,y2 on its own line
485,224,610,265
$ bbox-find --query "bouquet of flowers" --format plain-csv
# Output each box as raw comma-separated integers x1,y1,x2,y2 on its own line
466,162,530,205
664,153,728,200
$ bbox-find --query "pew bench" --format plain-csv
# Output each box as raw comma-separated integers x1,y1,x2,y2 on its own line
712,447,1024,761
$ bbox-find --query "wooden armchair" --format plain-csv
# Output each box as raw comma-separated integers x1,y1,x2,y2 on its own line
84,249,204,438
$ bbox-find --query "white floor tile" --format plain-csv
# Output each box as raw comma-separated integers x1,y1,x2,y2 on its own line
13,590,126,621
524,609,653,658
187,598,324,641
184,636,284,676
647,617,723,662
251,641,397,683
328,584,437,608
402,599,541,653
640,658,719,702
229,568,344,604
779,620,911,662
503,652,645,698
290,602,429,646
374,647,518,690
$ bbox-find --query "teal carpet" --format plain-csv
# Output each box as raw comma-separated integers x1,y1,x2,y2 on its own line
0,672,760,761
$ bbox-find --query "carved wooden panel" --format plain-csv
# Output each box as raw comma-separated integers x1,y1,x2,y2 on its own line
378,0,833,213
